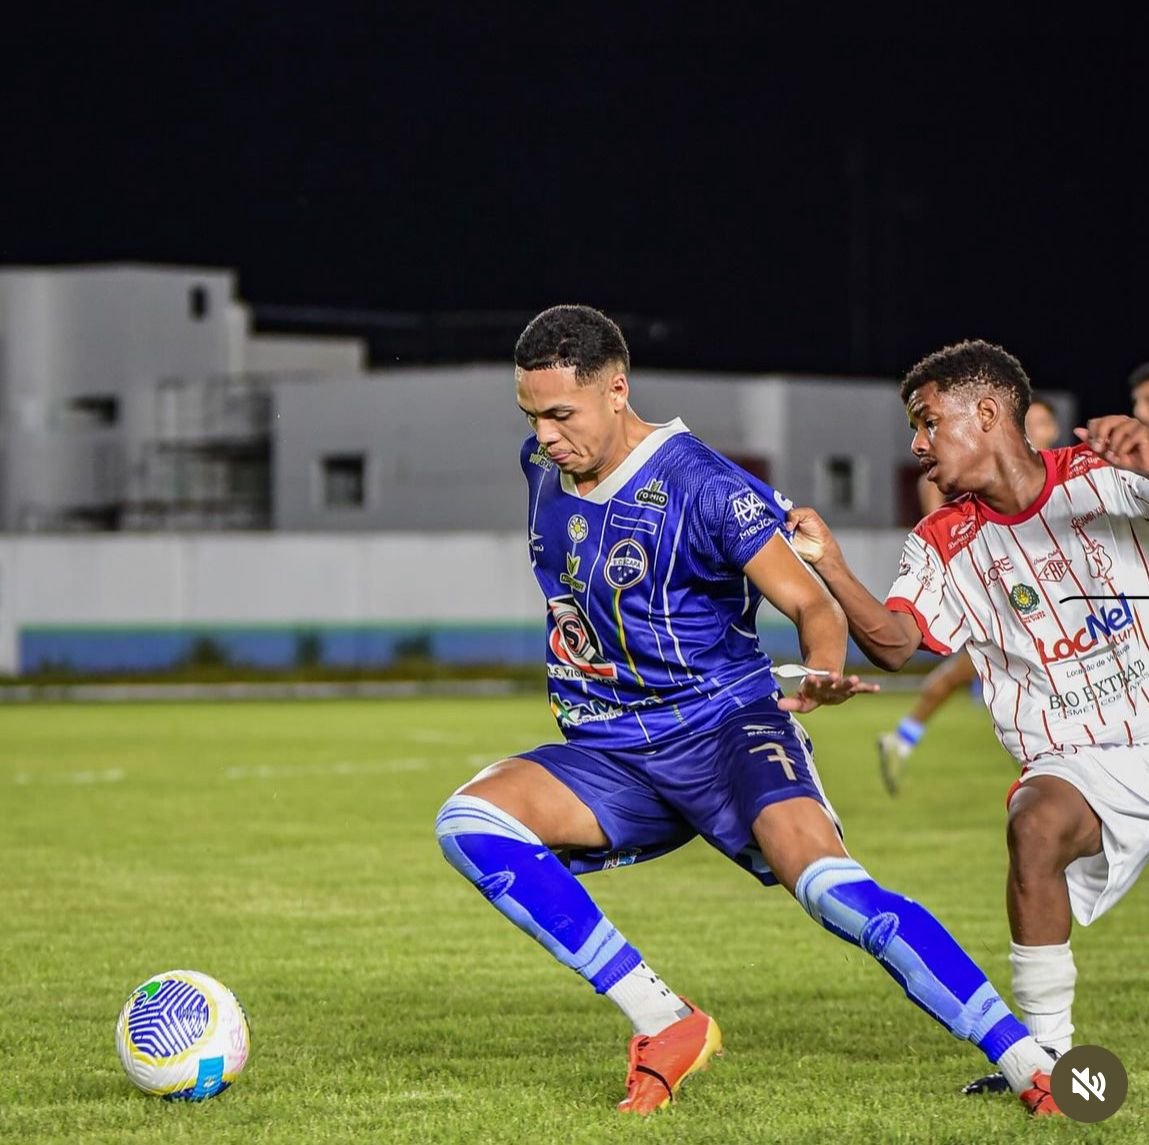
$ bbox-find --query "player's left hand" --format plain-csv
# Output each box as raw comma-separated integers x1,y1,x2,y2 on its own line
777,671,880,713
1075,416,1149,475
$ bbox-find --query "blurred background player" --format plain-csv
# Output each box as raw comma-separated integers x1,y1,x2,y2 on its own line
875,397,1061,794
436,307,1060,1119
786,340,1149,1098
1129,361,1149,425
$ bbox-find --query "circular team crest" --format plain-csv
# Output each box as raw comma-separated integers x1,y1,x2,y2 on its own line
567,515,589,543
604,539,648,589
1009,584,1040,614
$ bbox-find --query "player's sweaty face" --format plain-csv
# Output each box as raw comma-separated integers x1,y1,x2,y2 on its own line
515,365,621,477
906,383,982,496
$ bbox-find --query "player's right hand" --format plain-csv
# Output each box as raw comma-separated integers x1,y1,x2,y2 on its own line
784,507,837,566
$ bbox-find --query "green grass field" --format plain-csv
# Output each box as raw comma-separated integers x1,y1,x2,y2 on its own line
1,693,1145,1144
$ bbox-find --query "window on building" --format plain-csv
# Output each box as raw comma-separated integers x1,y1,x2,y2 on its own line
68,395,120,426
818,455,862,511
189,285,211,320
321,454,366,508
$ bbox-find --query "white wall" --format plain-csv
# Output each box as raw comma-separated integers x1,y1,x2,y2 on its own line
0,530,907,674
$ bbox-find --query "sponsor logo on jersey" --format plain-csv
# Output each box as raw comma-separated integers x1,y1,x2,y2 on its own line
982,556,1014,585
1035,552,1072,583
1037,595,1135,665
601,848,640,870
1048,657,1146,711
1068,451,1105,477
567,514,589,543
546,663,590,680
1009,584,1041,614
635,479,668,507
528,528,544,554
1078,535,1113,580
528,448,553,470
731,490,767,528
916,554,938,591
547,594,618,680
604,538,648,589
548,692,626,727
945,514,980,554
741,723,784,737
559,552,587,593
773,489,794,512
1071,509,1104,530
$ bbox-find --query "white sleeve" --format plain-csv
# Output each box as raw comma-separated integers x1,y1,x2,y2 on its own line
883,531,969,656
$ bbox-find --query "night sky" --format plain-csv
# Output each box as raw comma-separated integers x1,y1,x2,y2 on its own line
6,5,1148,414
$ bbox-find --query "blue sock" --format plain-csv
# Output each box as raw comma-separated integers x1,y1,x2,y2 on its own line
796,857,1028,1064
896,717,925,750
435,794,641,993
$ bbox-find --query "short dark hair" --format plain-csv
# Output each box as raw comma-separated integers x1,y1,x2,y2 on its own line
514,305,630,382
1128,361,1149,390
901,339,1031,430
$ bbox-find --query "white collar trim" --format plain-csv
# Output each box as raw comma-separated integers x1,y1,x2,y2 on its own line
559,418,690,503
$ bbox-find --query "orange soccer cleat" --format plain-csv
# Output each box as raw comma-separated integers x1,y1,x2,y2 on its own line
617,1002,722,1115
1019,1070,1062,1117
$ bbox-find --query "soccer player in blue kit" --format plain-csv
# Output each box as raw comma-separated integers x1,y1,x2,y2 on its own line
435,305,1061,1117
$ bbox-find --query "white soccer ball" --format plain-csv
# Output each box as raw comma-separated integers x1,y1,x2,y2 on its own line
115,969,250,1100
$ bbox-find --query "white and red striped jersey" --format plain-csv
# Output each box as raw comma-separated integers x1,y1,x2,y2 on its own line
885,444,1149,762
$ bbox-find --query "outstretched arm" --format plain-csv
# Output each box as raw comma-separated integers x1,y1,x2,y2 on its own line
784,507,922,671
742,532,880,713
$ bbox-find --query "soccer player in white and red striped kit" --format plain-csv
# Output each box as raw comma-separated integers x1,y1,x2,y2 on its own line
788,339,1149,1095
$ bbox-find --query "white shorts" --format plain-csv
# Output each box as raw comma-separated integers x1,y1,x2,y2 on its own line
1018,744,1149,925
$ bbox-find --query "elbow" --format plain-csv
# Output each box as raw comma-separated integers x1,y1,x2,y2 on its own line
862,641,917,673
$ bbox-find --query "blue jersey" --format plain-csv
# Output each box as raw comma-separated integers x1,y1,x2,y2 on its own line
522,418,793,748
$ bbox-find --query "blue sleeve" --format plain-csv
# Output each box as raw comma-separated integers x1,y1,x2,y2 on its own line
687,462,794,575
519,436,536,477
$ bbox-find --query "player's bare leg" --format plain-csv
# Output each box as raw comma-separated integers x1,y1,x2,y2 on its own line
1007,777,1101,1048
459,757,609,848
962,774,1102,1096
751,798,1059,1113
878,653,977,795
436,758,719,1114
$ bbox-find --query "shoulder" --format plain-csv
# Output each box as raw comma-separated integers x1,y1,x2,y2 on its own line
912,496,980,565
1049,442,1110,483
520,435,554,476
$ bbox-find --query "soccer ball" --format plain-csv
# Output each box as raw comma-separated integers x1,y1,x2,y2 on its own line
115,969,250,1100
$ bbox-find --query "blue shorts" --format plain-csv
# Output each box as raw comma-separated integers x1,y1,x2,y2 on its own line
520,695,842,887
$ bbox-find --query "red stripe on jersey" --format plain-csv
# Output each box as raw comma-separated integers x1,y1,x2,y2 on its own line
1119,521,1149,702
1013,677,1028,759
886,597,952,655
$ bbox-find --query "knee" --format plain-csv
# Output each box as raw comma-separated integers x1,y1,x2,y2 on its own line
434,792,540,852
794,856,874,931
1006,804,1074,875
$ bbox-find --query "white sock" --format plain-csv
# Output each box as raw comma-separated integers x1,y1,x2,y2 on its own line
996,1036,1059,1093
1011,940,1077,1055
605,960,691,1035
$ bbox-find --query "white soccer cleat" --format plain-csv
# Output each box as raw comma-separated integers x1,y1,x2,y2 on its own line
877,733,907,796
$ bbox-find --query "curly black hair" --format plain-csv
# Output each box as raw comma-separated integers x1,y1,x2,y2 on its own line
901,340,1031,430
514,305,629,383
